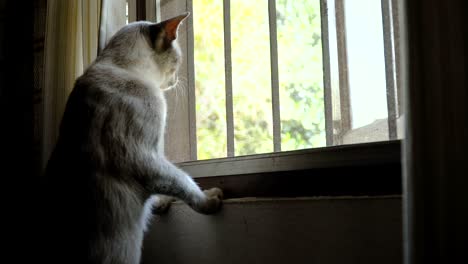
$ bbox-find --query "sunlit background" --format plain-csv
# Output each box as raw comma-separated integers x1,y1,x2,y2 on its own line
192,0,390,159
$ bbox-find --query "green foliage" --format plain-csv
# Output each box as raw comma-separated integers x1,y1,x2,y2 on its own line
194,0,325,159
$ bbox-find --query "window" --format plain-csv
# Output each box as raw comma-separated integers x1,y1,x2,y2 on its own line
193,0,403,161
133,0,403,161
131,0,403,195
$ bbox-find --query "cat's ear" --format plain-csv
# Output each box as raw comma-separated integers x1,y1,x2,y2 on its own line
151,12,190,51
162,12,190,42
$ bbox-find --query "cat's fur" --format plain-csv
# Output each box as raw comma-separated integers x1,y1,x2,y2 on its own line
40,13,222,264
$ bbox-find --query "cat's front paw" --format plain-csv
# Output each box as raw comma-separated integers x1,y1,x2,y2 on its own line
152,195,176,215
194,188,224,215
204,187,224,200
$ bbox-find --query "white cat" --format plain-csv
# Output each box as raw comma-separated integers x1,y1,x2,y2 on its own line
41,13,223,264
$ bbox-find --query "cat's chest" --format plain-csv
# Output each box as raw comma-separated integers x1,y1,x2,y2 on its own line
136,91,166,151
135,89,166,127
146,88,167,117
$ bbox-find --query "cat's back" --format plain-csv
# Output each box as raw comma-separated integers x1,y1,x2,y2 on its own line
44,61,164,180
60,61,164,145
40,62,159,263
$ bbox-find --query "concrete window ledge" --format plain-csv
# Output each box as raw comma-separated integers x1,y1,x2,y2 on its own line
142,196,402,264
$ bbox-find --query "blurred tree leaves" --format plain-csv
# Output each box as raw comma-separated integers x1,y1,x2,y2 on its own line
194,0,325,159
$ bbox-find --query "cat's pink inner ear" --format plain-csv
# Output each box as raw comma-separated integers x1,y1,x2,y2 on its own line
163,12,190,42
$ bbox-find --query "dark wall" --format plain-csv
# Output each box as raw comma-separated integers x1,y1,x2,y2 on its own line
404,0,468,263
0,1,34,175
0,0,47,174
0,0,40,261
143,197,403,264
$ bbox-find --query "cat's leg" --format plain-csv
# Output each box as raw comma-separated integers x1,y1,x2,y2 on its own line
147,155,223,214
152,194,176,214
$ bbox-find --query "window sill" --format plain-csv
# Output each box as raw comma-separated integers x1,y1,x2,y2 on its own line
176,140,402,199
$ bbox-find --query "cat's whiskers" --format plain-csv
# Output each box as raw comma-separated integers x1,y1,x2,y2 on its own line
172,76,188,109
179,77,188,92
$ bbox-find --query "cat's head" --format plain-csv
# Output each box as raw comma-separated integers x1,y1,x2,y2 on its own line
100,13,189,90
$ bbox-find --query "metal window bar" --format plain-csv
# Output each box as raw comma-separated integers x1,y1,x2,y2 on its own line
223,0,235,157
186,0,197,160
145,0,155,21
136,0,146,21
334,0,351,145
127,0,137,23
381,0,398,140
391,0,402,117
320,0,334,146
155,0,161,22
268,0,281,152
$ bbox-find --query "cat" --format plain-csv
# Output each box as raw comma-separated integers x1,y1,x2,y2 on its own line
40,13,223,264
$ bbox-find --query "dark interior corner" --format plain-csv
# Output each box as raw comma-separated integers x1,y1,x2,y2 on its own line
1,1,35,177
0,0,38,260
